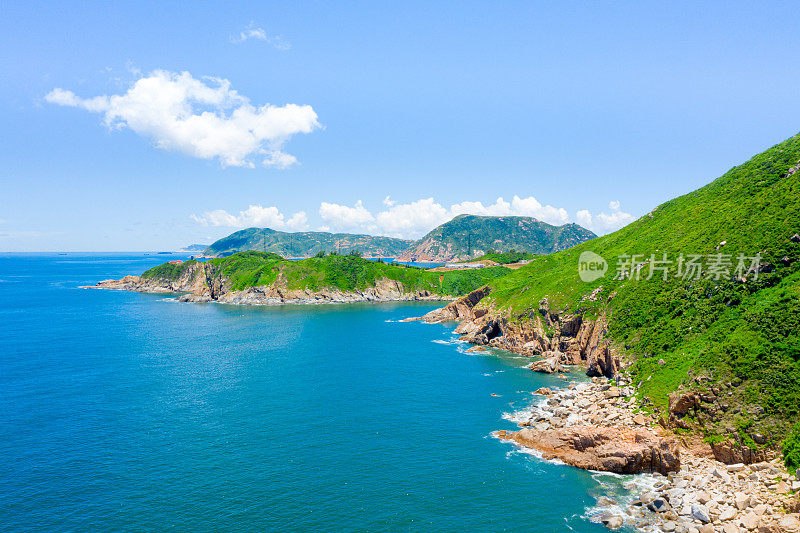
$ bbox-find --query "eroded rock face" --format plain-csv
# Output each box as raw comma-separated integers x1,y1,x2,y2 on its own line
408,286,491,323
413,286,621,377
586,342,618,379
495,426,680,475
710,442,773,465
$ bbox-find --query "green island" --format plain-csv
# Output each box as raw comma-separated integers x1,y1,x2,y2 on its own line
140,251,511,298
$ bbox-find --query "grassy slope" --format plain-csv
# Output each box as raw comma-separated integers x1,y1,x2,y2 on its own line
142,252,511,297
486,132,800,444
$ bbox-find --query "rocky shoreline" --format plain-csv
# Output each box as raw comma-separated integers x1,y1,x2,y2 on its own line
408,289,800,532
496,377,800,532
83,275,450,306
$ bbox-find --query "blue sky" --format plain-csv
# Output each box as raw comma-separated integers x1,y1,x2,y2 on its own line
2,1,800,251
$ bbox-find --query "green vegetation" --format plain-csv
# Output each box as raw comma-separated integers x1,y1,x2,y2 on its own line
399,214,596,261
204,227,413,258
483,132,800,446
783,423,800,474
141,251,511,297
465,251,536,264
141,260,199,281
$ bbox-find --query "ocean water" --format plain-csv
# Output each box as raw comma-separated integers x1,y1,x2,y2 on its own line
0,254,626,532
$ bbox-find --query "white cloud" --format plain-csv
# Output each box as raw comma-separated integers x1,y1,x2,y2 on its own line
263,151,298,169
319,200,375,232
230,23,291,50
595,210,634,232
382,195,395,207
576,202,634,234
191,205,308,230
444,195,569,226
576,209,593,229
45,70,319,168
375,198,450,238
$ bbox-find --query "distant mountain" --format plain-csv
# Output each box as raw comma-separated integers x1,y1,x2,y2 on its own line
395,215,596,262
204,227,414,258
178,244,208,252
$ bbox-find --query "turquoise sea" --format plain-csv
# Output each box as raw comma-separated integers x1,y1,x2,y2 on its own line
0,254,630,531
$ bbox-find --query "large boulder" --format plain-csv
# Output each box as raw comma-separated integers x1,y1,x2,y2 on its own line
495,426,680,475
668,392,699,416
529,353,565,374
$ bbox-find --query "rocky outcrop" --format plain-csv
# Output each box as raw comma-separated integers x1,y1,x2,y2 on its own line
406,286,491,323
495,426,680,475
586,342,618,378
710,442,774,465
666,387,779,464
437,294,619,377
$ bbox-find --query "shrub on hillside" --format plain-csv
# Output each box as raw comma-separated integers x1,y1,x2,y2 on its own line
783,422,800,474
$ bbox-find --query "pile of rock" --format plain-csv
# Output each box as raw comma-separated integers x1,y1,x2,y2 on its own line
625,455,800,532
511,379,645,431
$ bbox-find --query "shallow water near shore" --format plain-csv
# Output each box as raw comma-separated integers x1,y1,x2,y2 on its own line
2,253,620,532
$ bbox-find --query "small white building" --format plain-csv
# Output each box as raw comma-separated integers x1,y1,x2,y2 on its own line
443,262,485,269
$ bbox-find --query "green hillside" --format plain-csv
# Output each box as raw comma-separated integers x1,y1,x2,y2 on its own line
142,251,511,297
482,132,800,450
396,215,596,262
204,227,413,258
463,251,537,264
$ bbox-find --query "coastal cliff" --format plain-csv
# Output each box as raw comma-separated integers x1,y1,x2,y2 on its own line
410,287,619,378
